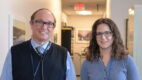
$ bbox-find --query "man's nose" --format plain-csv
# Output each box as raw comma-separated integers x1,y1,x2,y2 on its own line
41,24,47,29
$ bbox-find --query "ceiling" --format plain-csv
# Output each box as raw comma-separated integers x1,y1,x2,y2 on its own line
62,0,106,16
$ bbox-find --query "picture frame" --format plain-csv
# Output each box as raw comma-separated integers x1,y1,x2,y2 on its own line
75,28,91,43
125,18,128,49
8,15,26,47
13,18,26,45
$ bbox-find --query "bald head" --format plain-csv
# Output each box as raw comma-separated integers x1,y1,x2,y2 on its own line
31,8,56,24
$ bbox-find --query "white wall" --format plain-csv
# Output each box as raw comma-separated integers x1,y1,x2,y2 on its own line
0,0,62,76
0,0,11,76
62,12,68,25
110,0,142,45
133,5,142,80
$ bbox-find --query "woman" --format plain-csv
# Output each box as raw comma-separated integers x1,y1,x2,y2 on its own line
80,18,139,80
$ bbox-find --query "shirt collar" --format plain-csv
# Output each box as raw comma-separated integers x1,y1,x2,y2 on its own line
30,38,49,51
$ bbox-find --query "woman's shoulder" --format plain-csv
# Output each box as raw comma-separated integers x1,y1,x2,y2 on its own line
82,59,91,65
124,54,134,61
81,59,95,70
121,54,136,66
82,59,98,66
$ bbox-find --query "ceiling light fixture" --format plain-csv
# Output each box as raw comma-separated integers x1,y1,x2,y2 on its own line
76,10,92,15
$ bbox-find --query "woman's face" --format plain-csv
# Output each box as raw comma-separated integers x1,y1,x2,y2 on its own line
96,23,114,50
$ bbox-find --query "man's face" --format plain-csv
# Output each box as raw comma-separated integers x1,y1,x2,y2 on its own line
30,10,55,42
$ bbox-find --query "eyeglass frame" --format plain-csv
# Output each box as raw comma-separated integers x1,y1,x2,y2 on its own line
32,20,55,28
96,31,113,37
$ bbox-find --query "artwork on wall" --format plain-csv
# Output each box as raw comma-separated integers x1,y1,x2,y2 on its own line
125,18,128,49
13,19,26,45
76,28,91,43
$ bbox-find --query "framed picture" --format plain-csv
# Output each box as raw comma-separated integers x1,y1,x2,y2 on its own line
76,28,91,43
8,15,26,47
13,19,26,45
125,18,128,49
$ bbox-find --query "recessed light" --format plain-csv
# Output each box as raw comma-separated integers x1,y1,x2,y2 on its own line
76,10,92,15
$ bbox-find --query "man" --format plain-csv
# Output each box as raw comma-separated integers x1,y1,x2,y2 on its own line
1,8,76,80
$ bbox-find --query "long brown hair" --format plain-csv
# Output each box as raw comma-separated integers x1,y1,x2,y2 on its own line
86,18,127,61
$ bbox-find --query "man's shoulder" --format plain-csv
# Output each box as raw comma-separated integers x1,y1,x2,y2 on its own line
11,40,31,49
51,43,67,52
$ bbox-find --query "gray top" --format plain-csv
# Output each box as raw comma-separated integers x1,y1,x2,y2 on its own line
81,55,139,80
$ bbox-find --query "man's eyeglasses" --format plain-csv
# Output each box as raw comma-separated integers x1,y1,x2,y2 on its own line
96,31,113,37
32,20,55,28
